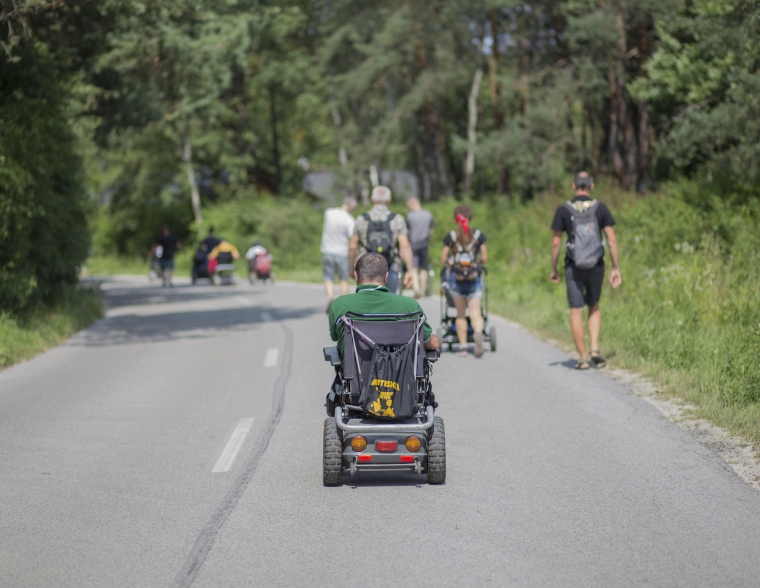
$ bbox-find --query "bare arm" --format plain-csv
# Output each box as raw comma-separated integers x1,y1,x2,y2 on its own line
424,334,440,351
348,234,360,279
550,230,562,283
148,244,157,260
479,243,488,264
604,226,622,288
398,234,415,287
441,245,450,266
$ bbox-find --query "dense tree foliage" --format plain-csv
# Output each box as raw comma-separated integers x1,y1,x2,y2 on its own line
1,0,759,295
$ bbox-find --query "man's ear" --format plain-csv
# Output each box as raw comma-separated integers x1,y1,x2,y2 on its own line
384,272,389,283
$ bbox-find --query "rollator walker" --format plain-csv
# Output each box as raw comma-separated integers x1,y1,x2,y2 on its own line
322,311,445,486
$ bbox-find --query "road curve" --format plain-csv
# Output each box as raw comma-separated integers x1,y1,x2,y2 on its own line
0,276,758,588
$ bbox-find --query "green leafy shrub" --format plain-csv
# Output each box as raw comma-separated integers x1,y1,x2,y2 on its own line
0,41,90,310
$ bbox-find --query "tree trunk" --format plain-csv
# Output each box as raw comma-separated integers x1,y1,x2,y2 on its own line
607,64,624,184
182,132,203,225
269,85,281,194
464,68,483,193
432,100,451,198
637,23,650,192
331,107,348,167
489,10,508,194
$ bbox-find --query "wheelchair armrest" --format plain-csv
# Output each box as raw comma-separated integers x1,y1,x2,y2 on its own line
426,349,440,363
323,346,342,367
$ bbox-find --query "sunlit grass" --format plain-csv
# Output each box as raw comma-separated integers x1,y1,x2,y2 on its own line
0,285,104,369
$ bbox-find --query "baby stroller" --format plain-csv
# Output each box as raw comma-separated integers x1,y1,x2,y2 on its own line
249,253,273,285
437,266,497,353
191,244,211,284
322,312,444,486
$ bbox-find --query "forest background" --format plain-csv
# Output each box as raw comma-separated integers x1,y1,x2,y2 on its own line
1,1,759,439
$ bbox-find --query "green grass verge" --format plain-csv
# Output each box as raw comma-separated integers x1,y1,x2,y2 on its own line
0,285,104,369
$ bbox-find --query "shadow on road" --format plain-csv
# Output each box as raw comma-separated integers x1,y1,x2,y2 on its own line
71,305,319,347
100,282,265,310
548,358,583,369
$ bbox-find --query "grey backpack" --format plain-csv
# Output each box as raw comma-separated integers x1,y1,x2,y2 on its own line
565,200,604,270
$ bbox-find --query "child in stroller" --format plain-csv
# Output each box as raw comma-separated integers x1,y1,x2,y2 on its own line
246,241,273,284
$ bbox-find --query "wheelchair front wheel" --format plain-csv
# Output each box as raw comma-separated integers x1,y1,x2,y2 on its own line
489,326,497,352
323,418,343,486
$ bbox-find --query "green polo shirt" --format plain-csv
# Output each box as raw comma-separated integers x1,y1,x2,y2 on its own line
328,284,434,355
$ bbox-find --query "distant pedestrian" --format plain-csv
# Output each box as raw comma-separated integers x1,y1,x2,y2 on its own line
202,227,221,254
349,186,414,294
441,205,488,357
148,225,182,287
321,197,357,311
550,172,621,369
405,197,435,298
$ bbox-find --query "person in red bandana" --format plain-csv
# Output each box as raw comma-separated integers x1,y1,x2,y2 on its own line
441,205,488,357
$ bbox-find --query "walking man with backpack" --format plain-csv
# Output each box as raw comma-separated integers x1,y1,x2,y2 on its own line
550,172,622,369
349,186,414,294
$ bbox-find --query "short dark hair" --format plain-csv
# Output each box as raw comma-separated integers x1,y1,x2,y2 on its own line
355,252,388,285
208,227,215,234
574,171,593,191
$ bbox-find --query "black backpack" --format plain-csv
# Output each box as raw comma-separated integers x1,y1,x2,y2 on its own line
362,212,397,263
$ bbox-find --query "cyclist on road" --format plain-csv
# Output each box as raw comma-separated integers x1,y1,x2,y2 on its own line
148,226,183,287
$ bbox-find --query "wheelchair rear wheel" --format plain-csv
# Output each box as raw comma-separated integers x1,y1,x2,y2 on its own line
489,326,497,352
323,418,343,486
426,416,446,484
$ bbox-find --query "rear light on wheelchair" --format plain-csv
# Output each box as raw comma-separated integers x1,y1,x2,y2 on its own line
357,455,372,462
375,441,397,453
405,436,421,453
400,455,415,463
351,436,367,452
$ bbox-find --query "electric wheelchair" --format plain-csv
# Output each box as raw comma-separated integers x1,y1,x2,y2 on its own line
322,311,445,486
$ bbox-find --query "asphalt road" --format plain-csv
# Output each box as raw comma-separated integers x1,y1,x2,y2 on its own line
1,276,759,588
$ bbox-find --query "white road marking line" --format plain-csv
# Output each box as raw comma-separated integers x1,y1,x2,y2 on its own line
263,348,278,367
212,418,254,473
236,297,251,306
260,311,273,322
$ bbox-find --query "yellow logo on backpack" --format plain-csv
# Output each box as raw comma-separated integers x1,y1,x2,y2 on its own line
368,378,397,417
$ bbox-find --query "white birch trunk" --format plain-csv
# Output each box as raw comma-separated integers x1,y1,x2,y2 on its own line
464,68,483,192
182,134,203,225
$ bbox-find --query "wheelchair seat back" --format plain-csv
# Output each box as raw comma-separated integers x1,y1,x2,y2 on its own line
342,314,425,401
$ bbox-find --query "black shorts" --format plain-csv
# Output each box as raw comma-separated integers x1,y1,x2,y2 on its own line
565,264,604,308
412,247,429,270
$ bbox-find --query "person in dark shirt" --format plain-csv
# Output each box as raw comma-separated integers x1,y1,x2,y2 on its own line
202,227,221,254
550,172,621,369
148,226,183,287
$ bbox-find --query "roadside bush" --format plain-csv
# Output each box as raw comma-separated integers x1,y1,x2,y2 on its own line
0,41,90,310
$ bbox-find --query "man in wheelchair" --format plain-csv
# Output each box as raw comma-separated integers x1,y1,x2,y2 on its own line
322,253,445,485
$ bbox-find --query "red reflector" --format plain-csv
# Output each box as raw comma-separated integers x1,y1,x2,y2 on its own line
400,455,415,463
375,441,398,453
357,455,372,462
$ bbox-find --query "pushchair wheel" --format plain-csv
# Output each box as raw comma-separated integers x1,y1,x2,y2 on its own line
323,417,343,486
426,416,446,484
489,326,497,352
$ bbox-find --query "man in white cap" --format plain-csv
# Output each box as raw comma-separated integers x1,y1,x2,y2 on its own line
349,185,414,294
